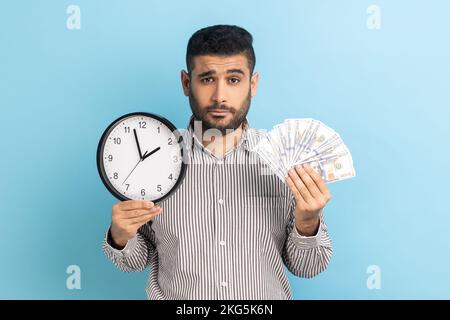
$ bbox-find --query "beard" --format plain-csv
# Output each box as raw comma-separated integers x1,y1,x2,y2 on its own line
189,87,251,135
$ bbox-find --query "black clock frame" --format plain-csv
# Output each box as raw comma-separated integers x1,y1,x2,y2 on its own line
96,112,187,204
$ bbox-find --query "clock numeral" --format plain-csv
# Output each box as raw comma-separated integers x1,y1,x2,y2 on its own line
157,185,162,192
113,172,118,179
139,121,147,129
113,137,121,145
141,189,146,196
157,127,161,134
172,155,178,163
168,138,173,145
124,126,130,133
108,155,113,161
168,173,173,180
125,184,130,191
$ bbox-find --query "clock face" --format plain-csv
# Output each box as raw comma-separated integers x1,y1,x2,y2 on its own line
97,112,186,203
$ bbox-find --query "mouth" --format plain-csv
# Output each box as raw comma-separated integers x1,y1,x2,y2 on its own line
208,109,230,117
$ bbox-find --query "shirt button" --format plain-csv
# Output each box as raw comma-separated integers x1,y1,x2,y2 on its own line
217,160,223,165
218,198,224,205
221,281,227,287
219,241,226,246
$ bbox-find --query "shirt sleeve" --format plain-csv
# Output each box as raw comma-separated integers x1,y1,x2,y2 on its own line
102,222,157,273
282,199,333,278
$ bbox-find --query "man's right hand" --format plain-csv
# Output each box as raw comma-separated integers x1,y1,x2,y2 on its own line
110,200,162,249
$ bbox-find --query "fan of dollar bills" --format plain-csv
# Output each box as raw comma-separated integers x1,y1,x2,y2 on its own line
252,118,356,183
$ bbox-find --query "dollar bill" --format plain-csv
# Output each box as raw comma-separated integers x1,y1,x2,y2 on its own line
252,119,356,183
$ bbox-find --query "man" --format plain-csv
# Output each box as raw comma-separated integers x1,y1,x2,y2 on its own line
103,25,333,300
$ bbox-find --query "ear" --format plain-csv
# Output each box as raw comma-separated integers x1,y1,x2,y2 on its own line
250,72,259,98
181,70,190,97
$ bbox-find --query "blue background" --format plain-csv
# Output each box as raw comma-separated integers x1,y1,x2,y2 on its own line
1,0,449,299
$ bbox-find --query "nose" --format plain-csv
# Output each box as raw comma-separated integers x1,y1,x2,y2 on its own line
212,79,227,104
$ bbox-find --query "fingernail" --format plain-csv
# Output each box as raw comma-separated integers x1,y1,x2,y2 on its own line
296,165,302,170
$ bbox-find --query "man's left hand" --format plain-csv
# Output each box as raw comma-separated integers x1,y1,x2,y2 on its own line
286,163,332,236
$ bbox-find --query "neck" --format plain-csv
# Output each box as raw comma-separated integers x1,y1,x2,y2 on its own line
201,124,244,158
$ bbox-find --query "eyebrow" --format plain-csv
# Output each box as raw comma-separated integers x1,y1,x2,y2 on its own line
197,68,245,78
226,68,245,75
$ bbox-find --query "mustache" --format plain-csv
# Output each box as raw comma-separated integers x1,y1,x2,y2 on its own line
206,104,234,112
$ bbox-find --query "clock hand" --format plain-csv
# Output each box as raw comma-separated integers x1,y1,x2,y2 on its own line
133,128,143,160
121,148,157,186
122,158,142,185
142,146,161,161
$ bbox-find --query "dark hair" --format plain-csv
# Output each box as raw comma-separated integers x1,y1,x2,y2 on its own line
186,25,256,74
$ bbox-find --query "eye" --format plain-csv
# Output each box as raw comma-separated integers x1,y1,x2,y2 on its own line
228,77,241,85
201,77,214,84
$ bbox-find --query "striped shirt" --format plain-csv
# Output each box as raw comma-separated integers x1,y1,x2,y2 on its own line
103,116,333,300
